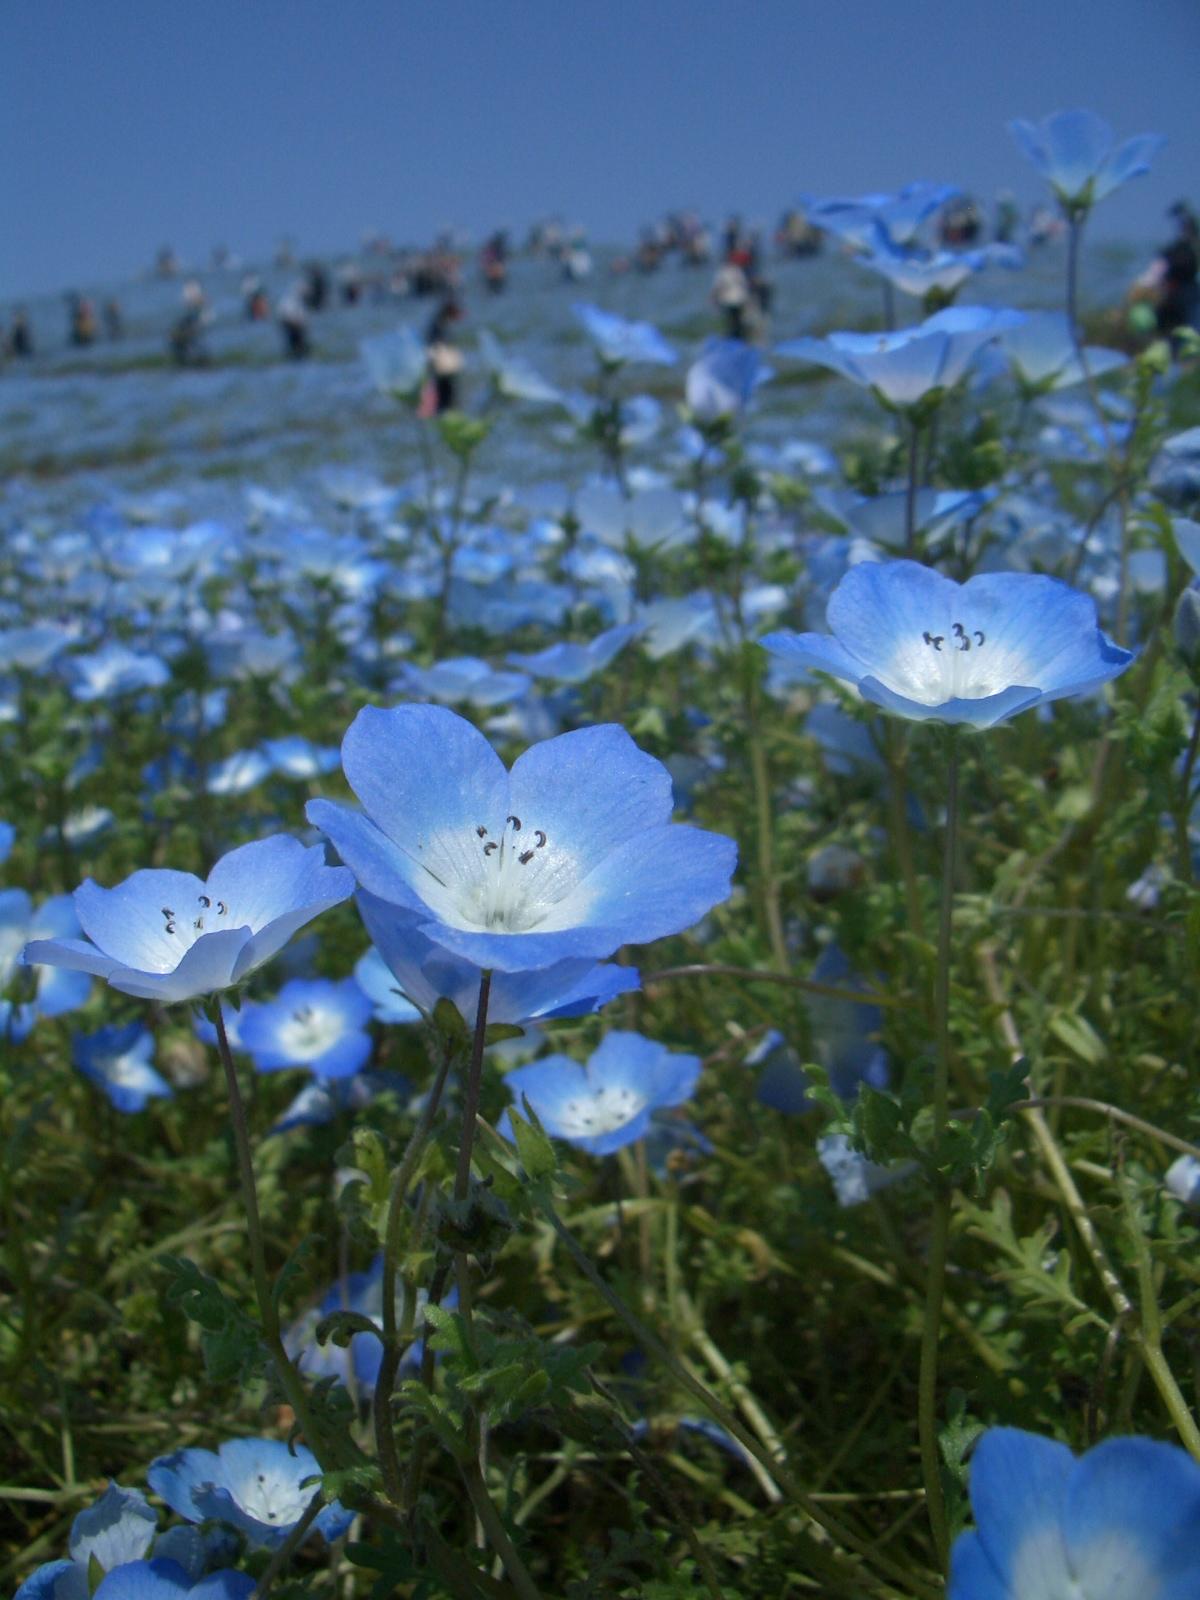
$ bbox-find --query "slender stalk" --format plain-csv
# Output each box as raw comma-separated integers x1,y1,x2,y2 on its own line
454,972,493,1205
917,730,959,1571
459,1460,544,1600
1175,699,1200,884
904,419,921,557
373,1038,459,1502
1065,211,1083,337
253,1493,325,1599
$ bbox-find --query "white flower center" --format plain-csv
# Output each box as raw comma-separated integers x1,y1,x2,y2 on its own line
236,1468,312,1526
557,1083,646,1139
151,892,238,968
277,1004,345,1059
879,619,1029,704
416,814,574,934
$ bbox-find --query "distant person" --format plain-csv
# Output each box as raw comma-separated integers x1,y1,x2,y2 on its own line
1130,202,1200,342
994,191,1019,245
242,275,270,320
302,262,330,312
423,296,464,414
480,231,508,294
169,280,210,366
9,308,33,358
278,282,311,359
711,256,750,340
67,293,97,346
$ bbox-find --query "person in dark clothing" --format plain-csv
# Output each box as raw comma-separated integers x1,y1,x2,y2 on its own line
425,297,465,413
1130,203,1199,344
1157,204,1199,338
9,309,33,358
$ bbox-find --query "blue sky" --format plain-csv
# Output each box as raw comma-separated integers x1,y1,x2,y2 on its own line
3,0,1197,295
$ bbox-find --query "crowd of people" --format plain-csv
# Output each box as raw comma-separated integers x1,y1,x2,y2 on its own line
3,195,1196,381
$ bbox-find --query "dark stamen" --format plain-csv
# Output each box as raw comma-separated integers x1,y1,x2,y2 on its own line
518,849,534,865
161,907,174,919
198,894,211,908
475,824,488,838
165,921,176,934
923,631,944,652
506,814,522,831
216,901,227,916
534,830,547,848
483,841,499,856
974,630,985,646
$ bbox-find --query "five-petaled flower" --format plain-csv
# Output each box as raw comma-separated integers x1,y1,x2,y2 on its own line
761,559,1133,728
307,704,737,973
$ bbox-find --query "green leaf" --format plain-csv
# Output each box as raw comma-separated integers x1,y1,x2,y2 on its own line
506,1105,558,1183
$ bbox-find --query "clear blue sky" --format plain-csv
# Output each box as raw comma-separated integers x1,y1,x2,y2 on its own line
3,0,1197,295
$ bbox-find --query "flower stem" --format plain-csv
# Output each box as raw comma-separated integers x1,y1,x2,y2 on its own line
454,972,493,1206
373,1036,459,1502
904,419,922,557
460,1459,544,1600
1175,698,1200,884
917,729,959,1571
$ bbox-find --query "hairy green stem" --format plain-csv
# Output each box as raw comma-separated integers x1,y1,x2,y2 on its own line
917,730,959,1571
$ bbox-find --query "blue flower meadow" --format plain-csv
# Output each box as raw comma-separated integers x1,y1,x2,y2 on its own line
4,95,1200,1600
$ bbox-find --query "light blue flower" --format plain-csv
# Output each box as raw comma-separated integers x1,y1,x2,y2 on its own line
776,307,1023,412
949,1427,1200,1599
25,836,354,1004
284,1255,444,1395
74,1024,172,1112
477,329,561,404
14,1484,171,1600
238,977,373,1080
397,656,531,708
204,749,273,798
361,326,427,402
355,890,640,1025
1008,109,1165,211
804,183,959,251
817,1133,914,1207
62,644,170,703
3,891,92,1035
501,1031,701,1156
0,822,13,864
684,339,771,421
308,705,736,974
262,737,340,780
575,484,690,553
1165,1154,1200,1212
0,623,74,672
147,1439,352,1550
856,229,1024,300
92,1564,253,1600
762,560,1133,728
998,312,1127,393
270,1071,397,1135
507,623,639,684
353,944,423,1024
572,303,676,366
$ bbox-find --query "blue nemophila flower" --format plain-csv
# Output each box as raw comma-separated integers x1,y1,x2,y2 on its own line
62,644,170,703
0,821,13,862
284,1255,447,1395
262,737,340,780
11,1483,250,1600
92,1563,252,1600
74,1024,172,1112
817,1133,915,1207
3,891,92,1036
308,706,736,973
270,1071,397,1135
148,1439,352,1550
997,312,1127,394
397,656,531,708
477,329,562,405
361,326,427,403
572,303,676,366
762,560,1133,728
949,1426,1200,1599
1165,1154,1200,1212
501,1031,701,1156
25,836,353,1004
684,339,771,421
804,183,959,251
356,890,640,1024
205,749,273,798
507,623,639,685
238,977,373,1080
1008,109,1165,213
776,307,1023,412
354,944,422,1024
